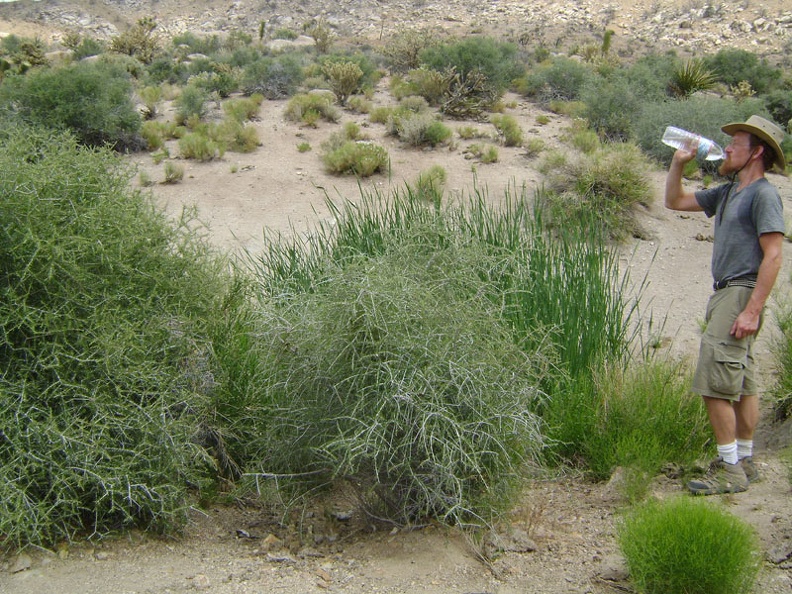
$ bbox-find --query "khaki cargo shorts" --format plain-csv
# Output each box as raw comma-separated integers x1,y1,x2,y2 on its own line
692,286,761,401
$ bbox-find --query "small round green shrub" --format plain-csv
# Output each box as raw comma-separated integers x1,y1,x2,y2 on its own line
322,140,389,176
490,114,523,147
619,497,761,594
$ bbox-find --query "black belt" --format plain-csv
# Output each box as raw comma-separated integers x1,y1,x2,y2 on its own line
713,276,757,291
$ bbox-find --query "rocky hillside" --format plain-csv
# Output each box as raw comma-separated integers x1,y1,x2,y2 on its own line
1,0,791,62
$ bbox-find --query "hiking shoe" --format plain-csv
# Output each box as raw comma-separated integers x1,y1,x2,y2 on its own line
741,456,761,483
687,457,748,495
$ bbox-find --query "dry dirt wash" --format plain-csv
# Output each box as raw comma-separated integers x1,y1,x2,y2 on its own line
2,1,792,592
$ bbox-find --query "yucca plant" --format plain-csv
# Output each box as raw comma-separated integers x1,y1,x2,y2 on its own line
668,58,717,98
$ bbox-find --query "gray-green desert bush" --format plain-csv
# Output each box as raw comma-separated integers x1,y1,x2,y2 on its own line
619,497,761,594
519,57,594,104
247,189,565,524
0,126,238,548
490,114,523,146
175,83,210,124
284,92,341,126
704,47,783,95
321,139,389,176
247,186,639,522
240,53,306,99
538,142,653,241
419,36,523,99
581,73,641,141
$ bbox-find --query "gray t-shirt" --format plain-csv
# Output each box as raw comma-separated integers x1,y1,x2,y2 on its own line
695,178,784,283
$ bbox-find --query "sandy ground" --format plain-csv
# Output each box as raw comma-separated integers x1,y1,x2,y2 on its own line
2,1,792,592
2,81,792,594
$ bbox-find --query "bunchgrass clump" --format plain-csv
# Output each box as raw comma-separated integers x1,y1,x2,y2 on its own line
545,361,709,489
619,497,761,594
179,130,221,161
321,139,389,176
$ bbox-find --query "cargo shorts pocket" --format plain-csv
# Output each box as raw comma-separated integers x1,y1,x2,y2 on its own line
710,342,747,395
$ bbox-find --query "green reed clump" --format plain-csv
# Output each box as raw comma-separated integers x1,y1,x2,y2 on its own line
619,497,761,594
0,126,239,548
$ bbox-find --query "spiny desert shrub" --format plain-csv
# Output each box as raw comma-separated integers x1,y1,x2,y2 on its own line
619,498,761,594
382,27,439,74
0,60,142,151
109,16,161,64
322,60,363,105
0,126,236,548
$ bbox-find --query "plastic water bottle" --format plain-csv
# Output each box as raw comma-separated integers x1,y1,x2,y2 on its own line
661,126,724,161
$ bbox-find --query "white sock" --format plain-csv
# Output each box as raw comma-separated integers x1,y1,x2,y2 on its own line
736,439,753,460
717,441,738,465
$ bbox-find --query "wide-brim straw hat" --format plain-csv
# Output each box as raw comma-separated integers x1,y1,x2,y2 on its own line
722,115,787,173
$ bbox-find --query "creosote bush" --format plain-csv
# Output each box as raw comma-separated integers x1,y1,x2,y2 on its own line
619,498,761,594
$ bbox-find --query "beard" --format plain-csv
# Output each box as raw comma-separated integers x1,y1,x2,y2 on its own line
718,158,734,176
